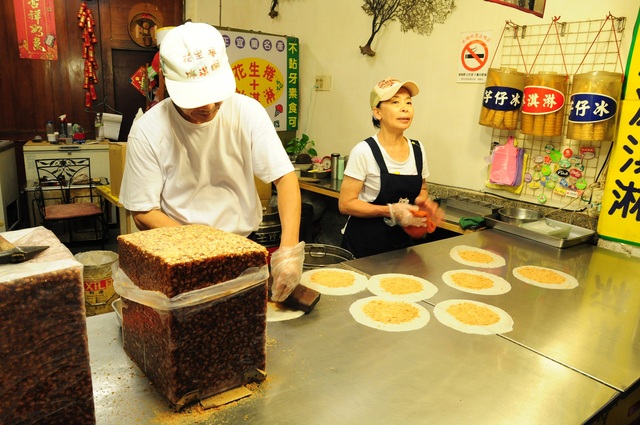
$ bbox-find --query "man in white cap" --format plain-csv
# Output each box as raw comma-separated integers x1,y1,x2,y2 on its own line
120,22,303,302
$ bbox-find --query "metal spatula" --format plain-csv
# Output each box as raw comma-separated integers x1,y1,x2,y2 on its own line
0,234,49,264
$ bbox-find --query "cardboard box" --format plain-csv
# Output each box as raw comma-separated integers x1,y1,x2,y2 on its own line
109,142,127,198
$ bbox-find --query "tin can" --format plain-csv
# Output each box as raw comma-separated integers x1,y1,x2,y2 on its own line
567,71,623,141
479,68,525,130
521,72,568,137
75,250,119,316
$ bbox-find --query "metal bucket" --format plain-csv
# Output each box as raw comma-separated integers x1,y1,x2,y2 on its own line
303,244,354,270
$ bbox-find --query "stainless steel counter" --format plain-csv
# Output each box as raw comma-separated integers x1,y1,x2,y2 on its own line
89,290,617,424
346,229,640,393
298,177,342,199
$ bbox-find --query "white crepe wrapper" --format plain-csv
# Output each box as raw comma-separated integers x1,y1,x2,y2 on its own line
434,299,514,335
441,269,512,295
349,296,430,332
367,273,438,302
512,266,578,289
300,267,369,296
449,245,506,268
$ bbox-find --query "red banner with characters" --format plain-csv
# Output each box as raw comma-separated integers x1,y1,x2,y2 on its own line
14,0,58,60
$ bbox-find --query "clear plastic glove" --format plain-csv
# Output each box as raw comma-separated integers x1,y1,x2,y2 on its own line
385,203,428,227
270,241,305,302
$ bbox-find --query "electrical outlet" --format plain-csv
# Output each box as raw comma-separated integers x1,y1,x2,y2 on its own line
315,75,331,91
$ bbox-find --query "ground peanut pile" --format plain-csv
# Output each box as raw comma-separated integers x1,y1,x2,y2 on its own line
310,270,356,288
363,299,420,324
451,272,494,290
458,250,494,264
447,302,500,326
380,276,423,295
518,267,566,284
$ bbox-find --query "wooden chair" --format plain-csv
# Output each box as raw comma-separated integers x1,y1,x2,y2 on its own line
32,158,108,248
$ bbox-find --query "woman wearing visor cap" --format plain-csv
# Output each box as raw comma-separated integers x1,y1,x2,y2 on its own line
339,78,444,258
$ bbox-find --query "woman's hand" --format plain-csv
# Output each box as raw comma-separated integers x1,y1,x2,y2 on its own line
387,203,427,227
416,199,445,226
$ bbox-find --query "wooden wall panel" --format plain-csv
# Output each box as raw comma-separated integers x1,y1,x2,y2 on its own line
0,0,183,142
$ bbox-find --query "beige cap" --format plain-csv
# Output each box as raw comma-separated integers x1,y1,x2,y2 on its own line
370,78,419,109
160,22,236,109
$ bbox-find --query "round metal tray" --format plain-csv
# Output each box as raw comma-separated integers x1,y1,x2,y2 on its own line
304,244,354,270
498,207,543,225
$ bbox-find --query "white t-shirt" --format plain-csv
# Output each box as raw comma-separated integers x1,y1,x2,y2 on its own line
120,94,293,236
343,135,430,203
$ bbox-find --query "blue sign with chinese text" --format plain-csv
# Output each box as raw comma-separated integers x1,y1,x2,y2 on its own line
568,93,618,123
482,86,523,111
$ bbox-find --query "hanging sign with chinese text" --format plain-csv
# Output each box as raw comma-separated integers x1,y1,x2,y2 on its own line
220,28,299,132
568,93,618,123
598,18,639,246
478,67,525,130
521,73,568,137
13,0,58,60
522,86,565,115
598,100,640,246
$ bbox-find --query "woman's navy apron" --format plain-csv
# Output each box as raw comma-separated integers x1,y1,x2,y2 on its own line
341,137,423,258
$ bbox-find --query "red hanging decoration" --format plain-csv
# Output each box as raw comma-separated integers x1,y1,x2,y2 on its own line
78,2,99,107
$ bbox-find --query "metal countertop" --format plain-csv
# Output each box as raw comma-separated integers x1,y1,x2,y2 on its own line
88,295,616,424
345,229,640,393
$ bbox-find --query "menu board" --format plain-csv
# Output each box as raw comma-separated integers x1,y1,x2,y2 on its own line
220,28,299,132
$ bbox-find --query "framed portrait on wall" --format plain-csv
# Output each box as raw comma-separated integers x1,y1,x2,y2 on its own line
485,0,546,18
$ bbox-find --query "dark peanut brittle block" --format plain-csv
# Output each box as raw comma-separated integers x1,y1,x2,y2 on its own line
122,283,267,409
117,225,269,410
118,224,268,298
0,228,95,424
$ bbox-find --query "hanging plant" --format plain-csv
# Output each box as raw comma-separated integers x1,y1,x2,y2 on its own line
360,0,457,57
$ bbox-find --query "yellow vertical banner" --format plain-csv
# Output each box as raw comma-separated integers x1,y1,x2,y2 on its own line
598,11,640,246
622,8,640,100
598,100,640,245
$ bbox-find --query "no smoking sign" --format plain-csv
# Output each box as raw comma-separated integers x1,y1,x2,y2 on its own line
458,31,492,83
461,39,488,72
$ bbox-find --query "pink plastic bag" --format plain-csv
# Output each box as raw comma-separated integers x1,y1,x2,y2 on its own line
489,136,520,186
